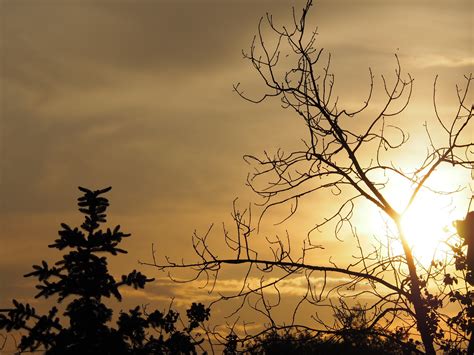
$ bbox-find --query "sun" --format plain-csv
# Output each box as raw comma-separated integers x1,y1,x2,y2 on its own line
389,168,471,263
365,167,472,264
399,190,454,263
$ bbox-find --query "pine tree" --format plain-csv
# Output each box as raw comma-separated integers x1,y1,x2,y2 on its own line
0,187,210,354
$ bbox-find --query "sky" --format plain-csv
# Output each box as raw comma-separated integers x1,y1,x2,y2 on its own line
1,0,473,345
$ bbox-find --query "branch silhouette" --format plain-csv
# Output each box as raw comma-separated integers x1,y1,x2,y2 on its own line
144,1,473,353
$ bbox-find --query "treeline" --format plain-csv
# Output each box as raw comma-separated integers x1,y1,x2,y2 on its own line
0,187,421,354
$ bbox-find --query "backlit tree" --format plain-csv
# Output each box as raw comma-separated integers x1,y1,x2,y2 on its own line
143,1,473,354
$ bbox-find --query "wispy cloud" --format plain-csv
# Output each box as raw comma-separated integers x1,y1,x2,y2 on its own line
120,275,377,307
413,56,474,69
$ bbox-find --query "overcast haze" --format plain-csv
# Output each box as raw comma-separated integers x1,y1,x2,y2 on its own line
1,0,472,343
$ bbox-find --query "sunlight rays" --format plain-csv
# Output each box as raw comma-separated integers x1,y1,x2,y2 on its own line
390,167,470,264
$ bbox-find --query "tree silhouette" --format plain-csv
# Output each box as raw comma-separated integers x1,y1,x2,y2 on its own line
242,305,419,355
141,1,473,353
0,187,210,354
455,211,474,283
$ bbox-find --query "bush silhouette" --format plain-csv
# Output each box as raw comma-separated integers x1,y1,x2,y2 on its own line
243,330,410,355
235,302,419,355
0,187,210,354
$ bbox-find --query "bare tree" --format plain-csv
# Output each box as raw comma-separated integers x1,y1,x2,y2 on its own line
142,1,473,353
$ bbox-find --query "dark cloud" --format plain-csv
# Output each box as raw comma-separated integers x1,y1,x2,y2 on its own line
3,1,300,80
1,0,302,214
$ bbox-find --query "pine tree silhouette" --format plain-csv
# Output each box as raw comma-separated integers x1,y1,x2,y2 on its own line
0,187,210,354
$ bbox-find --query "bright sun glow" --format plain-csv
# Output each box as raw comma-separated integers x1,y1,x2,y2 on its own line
399,190,454,263
366,167,472,265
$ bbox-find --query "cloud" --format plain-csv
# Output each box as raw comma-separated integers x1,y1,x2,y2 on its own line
119,274,377,308
414,56,474,69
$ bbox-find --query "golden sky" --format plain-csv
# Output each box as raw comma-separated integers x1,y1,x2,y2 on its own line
1,0,473,336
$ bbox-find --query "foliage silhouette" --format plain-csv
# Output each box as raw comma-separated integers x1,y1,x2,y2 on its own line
233,301,423,355
0,187,210,354
243,329,411,355
455,211,474,284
